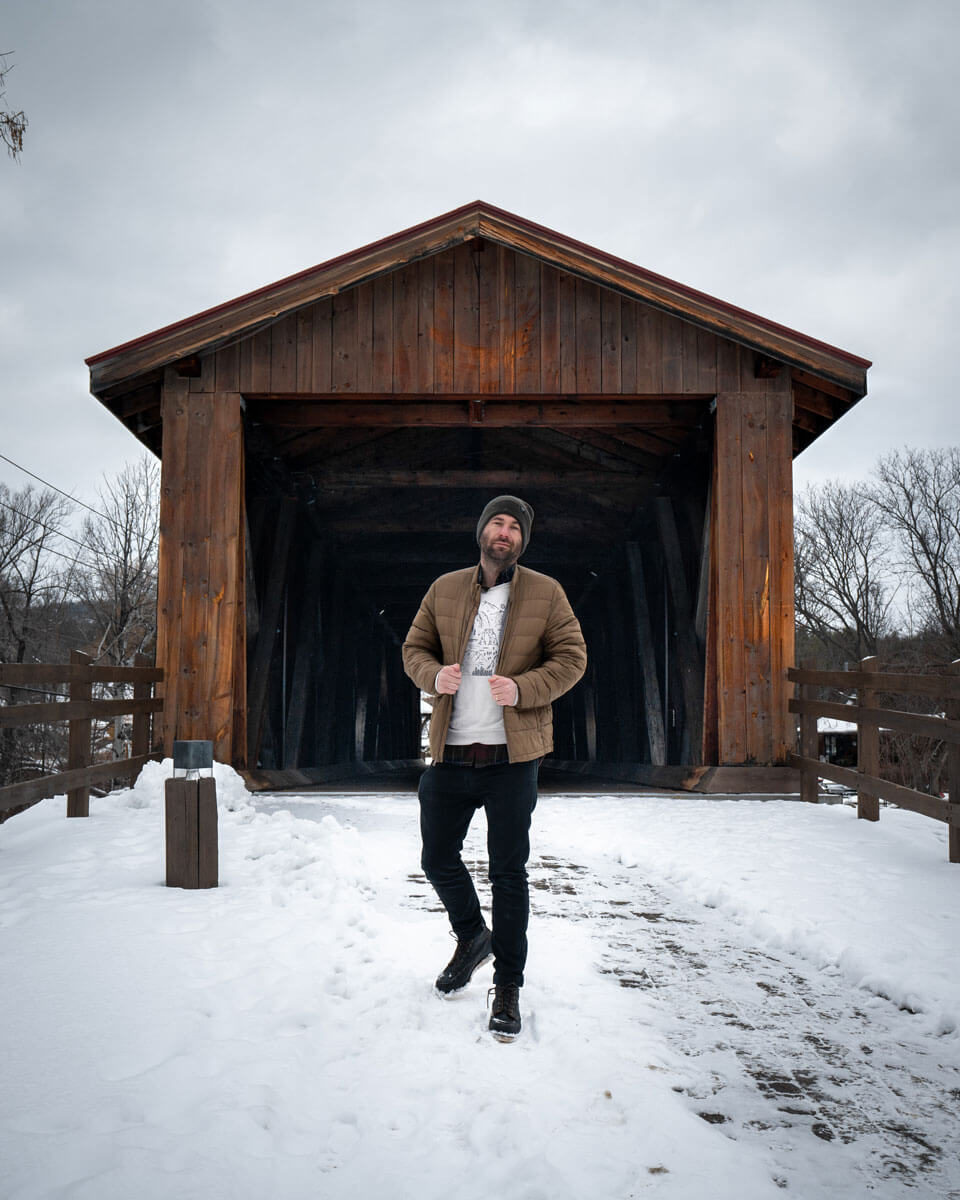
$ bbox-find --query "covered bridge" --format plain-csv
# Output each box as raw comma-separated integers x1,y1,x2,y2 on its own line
86,202,870,792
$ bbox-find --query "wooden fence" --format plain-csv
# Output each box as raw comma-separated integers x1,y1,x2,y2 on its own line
789,656,960,864
0,652,163,820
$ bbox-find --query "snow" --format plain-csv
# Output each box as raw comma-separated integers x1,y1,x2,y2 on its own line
2,763,959,1199
817,717,858,733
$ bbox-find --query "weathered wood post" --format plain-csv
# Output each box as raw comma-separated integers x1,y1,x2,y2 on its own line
131,652,152,766
857,655,880,822
799,676,819,805
713,388,794,769
66,650,92,818
165,740,218,889
155,369,246,767
947,660,960,865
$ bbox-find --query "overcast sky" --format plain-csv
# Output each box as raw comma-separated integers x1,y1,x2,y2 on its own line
2,0,957,513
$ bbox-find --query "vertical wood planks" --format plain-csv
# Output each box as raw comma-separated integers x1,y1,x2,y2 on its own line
558,271,577,392
417,257,435,393
237,244,747,399
635,303,663,393
453,242,479,393
493,244,514,393
156,376,244,763
741,395,771,764
355,282,374,393
767,389,795,761
713,388,795,766
600,290,621,394
539,262,560,392
331,290,357,392
575,279,601,392
165,776,218,888
157,370,190,754
311,297,333,392
372,275,394,392
714,394,746,763
514,251,540,393
433,248,455,391
393,265,418,393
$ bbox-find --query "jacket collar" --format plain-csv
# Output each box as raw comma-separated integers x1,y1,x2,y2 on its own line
477,562,517,590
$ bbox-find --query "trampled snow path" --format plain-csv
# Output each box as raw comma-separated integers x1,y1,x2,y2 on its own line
522,851,960,1196
270,788,960,1199
3,769,960,1200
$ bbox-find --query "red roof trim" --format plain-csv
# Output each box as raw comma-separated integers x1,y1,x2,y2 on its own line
86,200,871,372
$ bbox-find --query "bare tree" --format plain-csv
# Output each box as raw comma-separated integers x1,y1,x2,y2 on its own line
0,484,77,784
0,52,27,161
0,484,77,664
794,479,898,664
76,458,159,760
870,447,960,659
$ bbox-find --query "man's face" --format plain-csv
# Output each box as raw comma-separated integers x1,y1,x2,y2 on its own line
479,513,523,566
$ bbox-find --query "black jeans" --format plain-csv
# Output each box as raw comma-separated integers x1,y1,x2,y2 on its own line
418,758,539,987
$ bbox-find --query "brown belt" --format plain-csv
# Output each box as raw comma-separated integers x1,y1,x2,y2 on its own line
442,742,510,768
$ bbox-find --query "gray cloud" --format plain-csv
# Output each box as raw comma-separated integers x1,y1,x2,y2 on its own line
2,0,957,505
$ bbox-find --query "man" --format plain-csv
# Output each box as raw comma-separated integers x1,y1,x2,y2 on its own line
402,496,587,1039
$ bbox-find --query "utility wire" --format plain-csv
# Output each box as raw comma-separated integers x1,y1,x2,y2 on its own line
0,497,158,582
0,451,124,530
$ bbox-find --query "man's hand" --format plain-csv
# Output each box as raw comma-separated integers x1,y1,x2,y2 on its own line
436,663,462,695
489,674,519,707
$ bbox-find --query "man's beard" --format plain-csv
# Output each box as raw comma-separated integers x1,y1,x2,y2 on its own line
480,532,521,568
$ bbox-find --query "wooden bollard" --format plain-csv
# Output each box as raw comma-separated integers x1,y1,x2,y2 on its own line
164,775,218,889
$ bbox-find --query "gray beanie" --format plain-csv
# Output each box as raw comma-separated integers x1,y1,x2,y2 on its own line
476,495,535,552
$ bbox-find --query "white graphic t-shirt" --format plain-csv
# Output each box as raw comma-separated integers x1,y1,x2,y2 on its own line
446,581,510,745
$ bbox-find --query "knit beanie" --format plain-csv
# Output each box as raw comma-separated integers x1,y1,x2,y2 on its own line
476,495,535,553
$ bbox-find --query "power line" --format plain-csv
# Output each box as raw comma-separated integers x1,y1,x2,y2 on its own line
0,496,90,553
0,451,123,529
0,496,158,582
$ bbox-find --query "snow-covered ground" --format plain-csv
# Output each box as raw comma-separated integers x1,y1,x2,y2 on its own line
2,762,959,1200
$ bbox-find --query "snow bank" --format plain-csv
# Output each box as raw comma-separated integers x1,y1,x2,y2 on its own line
2,769,794,1200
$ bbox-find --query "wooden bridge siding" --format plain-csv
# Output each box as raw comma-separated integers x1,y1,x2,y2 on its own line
157,370,246,764
713,384,794,766
157,250,798,772
234,246,751,399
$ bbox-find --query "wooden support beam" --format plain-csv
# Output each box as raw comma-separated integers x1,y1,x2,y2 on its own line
283,540,326,768
713,390,794,766
156,380,245,763
246,496,297,767
626,543,666,766
655,497,704,764
245,394,712,428
306,468,645,489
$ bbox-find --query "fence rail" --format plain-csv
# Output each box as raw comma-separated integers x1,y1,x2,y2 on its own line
0,652,163,819
788,656,960,864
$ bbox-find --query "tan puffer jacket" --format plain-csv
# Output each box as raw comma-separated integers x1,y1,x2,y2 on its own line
402,564,587,764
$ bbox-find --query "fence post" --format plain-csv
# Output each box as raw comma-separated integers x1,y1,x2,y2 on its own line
947,659,960,865
799,678,818,804
131,652,151,766
67,650,92,818
857,655,880,822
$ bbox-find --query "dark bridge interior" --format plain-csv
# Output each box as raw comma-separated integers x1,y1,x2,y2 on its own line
243,408,713,782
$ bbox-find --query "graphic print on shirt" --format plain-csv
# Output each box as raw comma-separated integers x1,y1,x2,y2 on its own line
462,589,509,677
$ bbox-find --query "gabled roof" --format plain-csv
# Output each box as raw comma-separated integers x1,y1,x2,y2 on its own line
87,200,870,396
